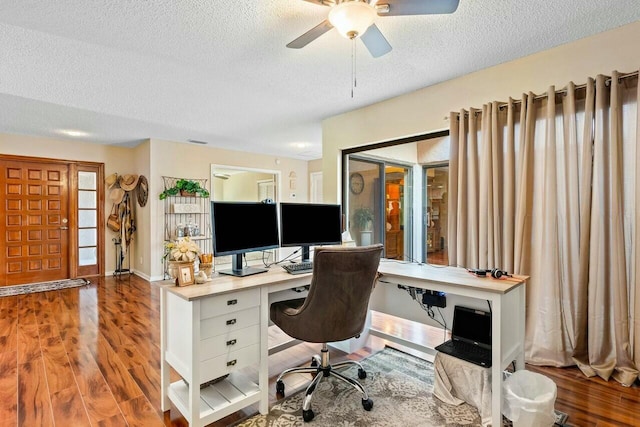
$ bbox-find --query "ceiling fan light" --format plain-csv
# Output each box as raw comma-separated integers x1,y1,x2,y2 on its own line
328,1,376,39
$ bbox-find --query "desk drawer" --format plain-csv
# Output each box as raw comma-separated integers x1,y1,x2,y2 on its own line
200,306,259,340
200,343,259,384
200,288,260,320
200,324,260,361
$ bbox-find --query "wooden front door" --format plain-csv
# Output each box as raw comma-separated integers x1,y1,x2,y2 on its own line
1,160,70,286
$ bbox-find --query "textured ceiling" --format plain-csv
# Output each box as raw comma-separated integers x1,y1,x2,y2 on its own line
1,0,639,160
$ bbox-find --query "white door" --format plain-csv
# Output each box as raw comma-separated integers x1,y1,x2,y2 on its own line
310,172,323,203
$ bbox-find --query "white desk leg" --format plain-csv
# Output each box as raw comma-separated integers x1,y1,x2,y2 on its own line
259,288,270,414
189,301,201,427
491,296,502,427
160,287,170,411
515,283,526,370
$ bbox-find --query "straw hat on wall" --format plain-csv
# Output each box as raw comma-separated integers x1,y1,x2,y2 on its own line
105,173,118,189
109,187,125,204
120,174,140,191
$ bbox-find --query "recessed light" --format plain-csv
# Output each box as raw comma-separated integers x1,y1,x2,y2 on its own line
58,129,89,137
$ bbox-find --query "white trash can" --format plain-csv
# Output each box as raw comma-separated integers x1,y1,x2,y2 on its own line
503,370,557,427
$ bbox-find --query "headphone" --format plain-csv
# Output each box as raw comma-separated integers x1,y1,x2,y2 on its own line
468,268,511,279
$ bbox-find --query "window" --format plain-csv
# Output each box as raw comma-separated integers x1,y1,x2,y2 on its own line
77,170,98,273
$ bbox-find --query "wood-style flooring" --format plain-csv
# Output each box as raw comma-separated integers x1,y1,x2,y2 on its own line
0,274,638,426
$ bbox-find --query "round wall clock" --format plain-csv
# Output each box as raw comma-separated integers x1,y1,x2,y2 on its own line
349,172,365,194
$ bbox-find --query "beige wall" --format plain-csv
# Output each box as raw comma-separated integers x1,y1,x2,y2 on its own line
308,158,322,173
322,21,640,203
417,136,449,164
0,134,308,281
148,139,308,279
131,140,151,279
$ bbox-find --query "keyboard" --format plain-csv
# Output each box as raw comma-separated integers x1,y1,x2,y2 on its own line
282,262,313,275
435,340,492,367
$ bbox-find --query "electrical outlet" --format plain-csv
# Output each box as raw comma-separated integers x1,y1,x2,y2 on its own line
139,256,143,265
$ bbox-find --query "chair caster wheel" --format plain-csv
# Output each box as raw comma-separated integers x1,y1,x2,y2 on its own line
303,408,315,422
276,380,285,397
362,398,373,411
358,368,367,379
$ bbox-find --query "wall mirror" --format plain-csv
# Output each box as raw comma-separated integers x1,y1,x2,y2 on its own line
210,165,281,267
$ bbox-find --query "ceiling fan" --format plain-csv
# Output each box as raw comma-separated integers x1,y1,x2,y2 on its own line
287,0,460,58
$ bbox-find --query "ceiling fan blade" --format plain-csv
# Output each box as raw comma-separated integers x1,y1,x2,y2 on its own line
377,0,459,16
360,24,392,58
287,19,334,49
301,0,334,6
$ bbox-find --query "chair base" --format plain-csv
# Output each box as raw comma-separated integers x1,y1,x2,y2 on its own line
275,343,373,422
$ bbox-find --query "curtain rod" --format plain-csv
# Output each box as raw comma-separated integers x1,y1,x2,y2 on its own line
446,70,638,119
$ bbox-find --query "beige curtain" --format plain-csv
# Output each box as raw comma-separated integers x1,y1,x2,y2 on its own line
448,70,639,386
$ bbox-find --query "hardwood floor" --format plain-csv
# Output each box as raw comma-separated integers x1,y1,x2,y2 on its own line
0,274,638,426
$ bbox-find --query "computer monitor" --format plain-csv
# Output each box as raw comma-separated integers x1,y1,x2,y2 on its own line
211,201,279,276
279,202,342,262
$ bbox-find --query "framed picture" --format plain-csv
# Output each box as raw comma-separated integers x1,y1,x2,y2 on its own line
176,263,195,287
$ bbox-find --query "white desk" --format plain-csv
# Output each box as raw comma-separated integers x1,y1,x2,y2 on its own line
159,262,526,427
159,268,312,427
375,262,527,427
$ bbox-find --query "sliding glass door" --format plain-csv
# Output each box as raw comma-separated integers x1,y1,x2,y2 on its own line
423,164,448,265
347,158,383,247
346,157,412,260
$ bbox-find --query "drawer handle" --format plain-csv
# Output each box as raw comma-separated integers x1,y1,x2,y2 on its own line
227,299,238,305
227,359,237,367
226,319,237,325
226,339,237,346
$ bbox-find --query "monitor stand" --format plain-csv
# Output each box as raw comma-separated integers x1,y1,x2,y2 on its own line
218,253,268,277
301,246,310,263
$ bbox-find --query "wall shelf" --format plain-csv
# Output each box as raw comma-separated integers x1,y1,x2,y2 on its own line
162,176,211,277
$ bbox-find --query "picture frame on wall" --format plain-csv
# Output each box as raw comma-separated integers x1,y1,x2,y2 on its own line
176,263,195,287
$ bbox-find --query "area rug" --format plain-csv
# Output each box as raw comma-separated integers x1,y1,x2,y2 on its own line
0,278,90,297
235,346,484,427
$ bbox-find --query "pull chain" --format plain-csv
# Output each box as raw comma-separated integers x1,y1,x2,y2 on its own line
351,37,357,98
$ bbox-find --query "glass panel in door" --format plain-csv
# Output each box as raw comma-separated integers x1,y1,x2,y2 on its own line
384,165,412,260
424,165,449,265
347,159,383,247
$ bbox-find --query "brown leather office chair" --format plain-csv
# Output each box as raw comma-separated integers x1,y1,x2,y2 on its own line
270,243,383,422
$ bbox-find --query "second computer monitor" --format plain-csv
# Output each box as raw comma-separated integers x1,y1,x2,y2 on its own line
279,202,342,262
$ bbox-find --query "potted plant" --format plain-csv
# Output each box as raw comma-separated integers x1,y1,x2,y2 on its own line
352,206,374,246
352,206,374,231
159,179,210,200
